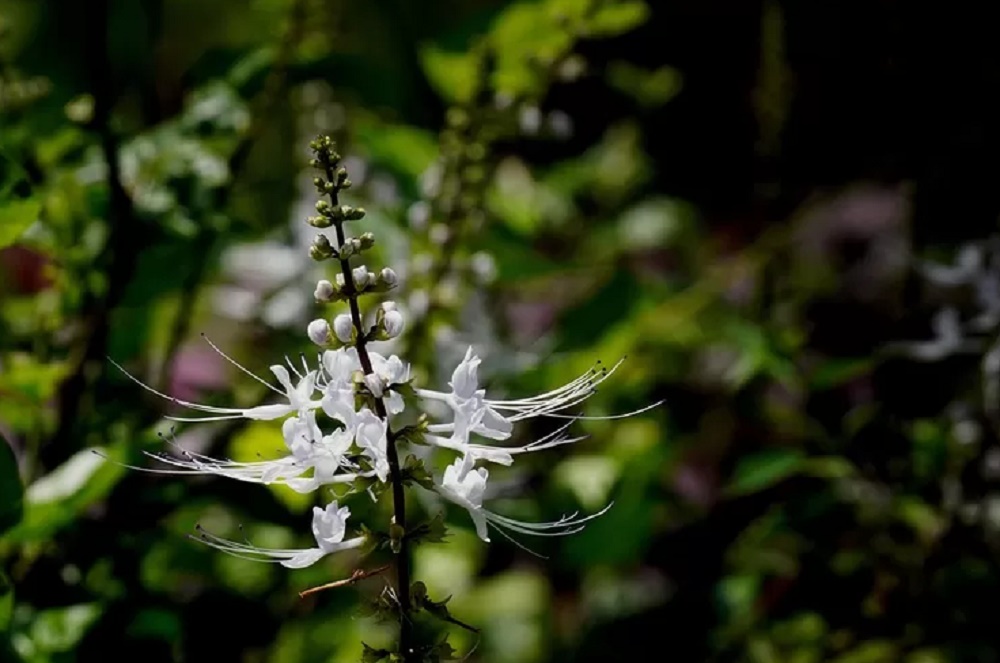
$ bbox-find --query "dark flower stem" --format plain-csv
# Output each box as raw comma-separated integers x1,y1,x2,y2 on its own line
322,166,414,660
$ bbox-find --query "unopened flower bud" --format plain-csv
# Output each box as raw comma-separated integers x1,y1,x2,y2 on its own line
342,205,366,221
307,319,331,346
314,279,335,302
333,314,354,343
352,266,370,291
380,267,398,288
310,234,335,261
358,232,375,249
383,309,404,339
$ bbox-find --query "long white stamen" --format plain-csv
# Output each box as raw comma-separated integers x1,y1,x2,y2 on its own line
286,356,304,380
109,358,253,415
201,333,284,395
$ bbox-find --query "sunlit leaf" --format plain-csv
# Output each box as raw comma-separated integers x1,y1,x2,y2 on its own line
587,1,650,36
23,603,101,655
356,121,438,181
419,45,479,104
5,444,128,543
0,199,41,249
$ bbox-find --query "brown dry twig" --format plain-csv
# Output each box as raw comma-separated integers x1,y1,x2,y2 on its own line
298,564,391,599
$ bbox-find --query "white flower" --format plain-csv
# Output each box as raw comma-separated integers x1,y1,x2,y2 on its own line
414,347,661,469
426,419,584,467
436,456,612,548
355,408,389,481
417,347,513,442
364,373,384,398
117,412,370,495
282,426,361,493
333,314,354,343
110,338,323,423
193,501,365,568
418,348,658,425
368,351,410,415
307,318,331,346
281,410,323,462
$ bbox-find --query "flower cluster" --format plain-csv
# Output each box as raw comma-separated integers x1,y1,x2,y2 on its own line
115,333,645,562
113,137,656,656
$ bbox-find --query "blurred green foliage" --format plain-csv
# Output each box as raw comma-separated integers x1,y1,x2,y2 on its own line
3,0,1000,662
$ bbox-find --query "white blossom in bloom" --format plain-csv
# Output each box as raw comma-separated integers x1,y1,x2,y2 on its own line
370,352,409,415
307,318,330,346
110,340,322,423
414,347,660,469
355,408,390,482
195,501,365,568
437,456,611,547
111,408,372,494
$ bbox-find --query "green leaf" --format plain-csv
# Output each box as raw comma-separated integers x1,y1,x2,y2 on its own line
808,357,872,390
726,449,804,497
411,581,479,633
0,435,23,536
25,604,101,654
587,1,650,36
5,444,127,543
0,198,41,249
419,45,479,103
0,569,13,632
401,455,436,491
407,513,448,545
422,638,459,662
362,643,391,663
356,121,438,182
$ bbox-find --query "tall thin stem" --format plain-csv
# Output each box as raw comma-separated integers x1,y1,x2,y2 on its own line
322,166,414,660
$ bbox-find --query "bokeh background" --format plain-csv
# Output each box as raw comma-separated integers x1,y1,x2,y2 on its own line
4,1,1000,661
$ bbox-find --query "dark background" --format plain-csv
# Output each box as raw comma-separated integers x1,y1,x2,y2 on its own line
4,1,1000,661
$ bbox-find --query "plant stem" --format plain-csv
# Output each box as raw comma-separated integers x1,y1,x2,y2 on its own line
323,167,414,660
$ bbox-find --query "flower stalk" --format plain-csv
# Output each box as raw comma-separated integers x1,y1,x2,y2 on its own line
311,137,415,658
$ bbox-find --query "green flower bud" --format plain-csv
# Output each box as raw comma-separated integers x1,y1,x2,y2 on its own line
307,215,331,228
